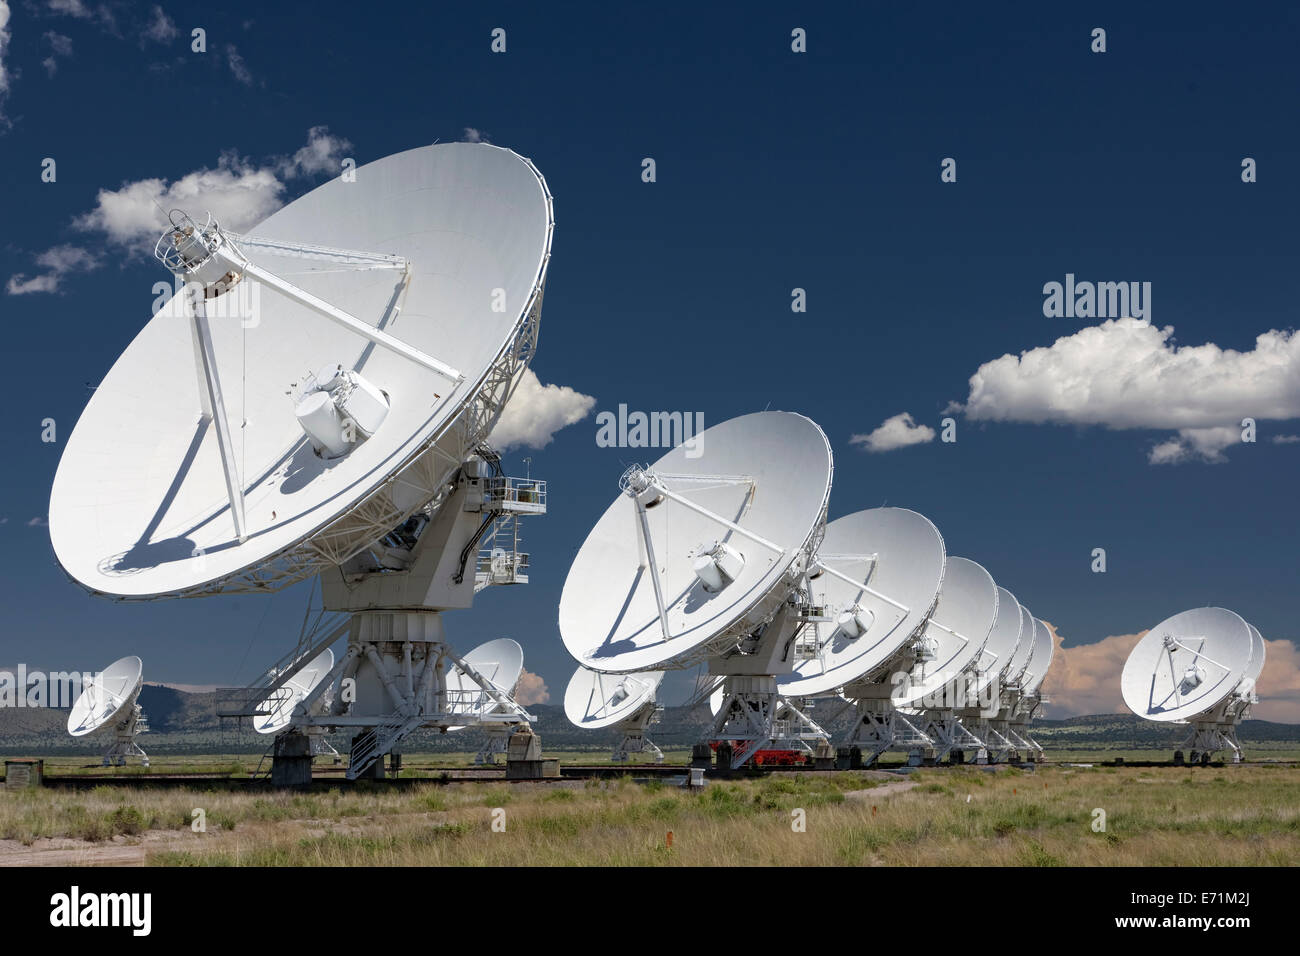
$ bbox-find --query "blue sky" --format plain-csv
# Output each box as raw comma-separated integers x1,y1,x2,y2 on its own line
0,2,1297,717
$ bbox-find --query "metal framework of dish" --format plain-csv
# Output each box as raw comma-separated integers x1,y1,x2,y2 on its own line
66,656,150,767
52,143,556,781
1121,607,1264,763
559,411,834,768
564,668,666,762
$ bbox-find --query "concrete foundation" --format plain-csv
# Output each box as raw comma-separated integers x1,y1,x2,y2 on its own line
271,733,313,788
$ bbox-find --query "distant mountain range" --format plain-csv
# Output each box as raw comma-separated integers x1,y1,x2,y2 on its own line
2,684,1296,755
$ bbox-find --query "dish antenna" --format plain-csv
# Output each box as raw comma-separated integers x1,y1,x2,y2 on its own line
953,586,1024,762
67,656,150,767
1007,616,1054,757
564,668,666,762
898,556,999,763
1121,607,1262,763
50,143,555,781
559,411,834,768
776,508,946,767
444,638,534,764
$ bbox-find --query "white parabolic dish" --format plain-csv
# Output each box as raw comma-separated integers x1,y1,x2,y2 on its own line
969,586,1023,699
253,648,335,735
563,668,664,730
1004,603,1038,685
559,412,832,673
778,507,946,698
1021,618,1055,695
67,655,143,736
50,143,553,600
446,638,526,724
893,556,998,707
1121,607,1254,723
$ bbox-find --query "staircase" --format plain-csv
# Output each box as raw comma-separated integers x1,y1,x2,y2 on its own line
346,715,426,780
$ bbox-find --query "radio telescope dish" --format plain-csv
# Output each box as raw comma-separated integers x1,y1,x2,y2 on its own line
67,656,143,736
253,648,335,735
67,655,150,767
893,556,998,708
778,508,946,698
1021,618,1055,695
559,411,832,673
969,587,1024,699
564,668,663,729
1121,607,1254,724
1245,624,1267,684
50,142,554,600
565,667,666,762
446,638,526,722
1003,604,1037,685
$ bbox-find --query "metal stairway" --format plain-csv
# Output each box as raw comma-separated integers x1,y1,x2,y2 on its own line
347,715,425,780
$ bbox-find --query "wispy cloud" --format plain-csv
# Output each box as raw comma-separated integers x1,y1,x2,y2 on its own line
140,4,176,44
514,668,549,705
462,127,489,144
849,412,935,454
224,44,252,85
7,128,350,294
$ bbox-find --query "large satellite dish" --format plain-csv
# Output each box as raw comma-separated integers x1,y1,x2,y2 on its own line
564,667,666,762
446,638,526,722
968,586,1024,700
1121,607,1253,724
50,143,553,600
777,508,946,698
559,411,833,673
893,556,997,708
49,142,556,782
67,655,143,736
253,648,335,735
67,655,150,767
1020,618,1055,696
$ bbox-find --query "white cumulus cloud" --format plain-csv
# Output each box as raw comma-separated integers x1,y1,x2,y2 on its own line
952,318,1300,464
8,129,350,294
489,368,596,451
849,412,936,453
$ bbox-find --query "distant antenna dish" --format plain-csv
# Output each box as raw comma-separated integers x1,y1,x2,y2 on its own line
1121,607,1260,763
1122,608,1251,723
560,411,833,673
564,668,666,762
893,556,998,708
967,586,1024,701
67,656,149,767
50,142,553,601
560,411,833,768
1020,618,1055,696
254,648,335,734
446,638,525,722
777,508,946,698
445,638,530,765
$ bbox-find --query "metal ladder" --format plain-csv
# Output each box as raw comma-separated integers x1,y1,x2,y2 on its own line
346,716,425,780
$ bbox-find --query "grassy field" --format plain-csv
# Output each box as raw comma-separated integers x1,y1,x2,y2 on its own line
3,758,1298,866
